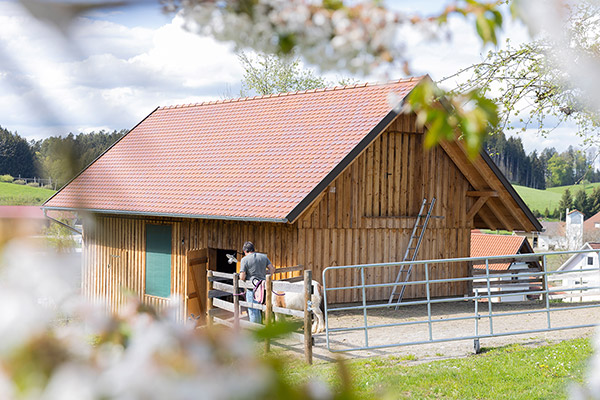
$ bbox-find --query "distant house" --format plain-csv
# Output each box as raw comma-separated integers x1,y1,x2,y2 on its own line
470,232,541,302
537,209,584,251
555,242,600,302
583,211,600,241
537,221,566,250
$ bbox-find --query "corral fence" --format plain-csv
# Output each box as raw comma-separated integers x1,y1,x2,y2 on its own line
10,176,61,189
322,249,600,353
206,265,315,363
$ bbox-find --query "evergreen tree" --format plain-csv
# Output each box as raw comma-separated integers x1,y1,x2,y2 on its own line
588,187,600,216
573,188,590,216
0,126,36,177
557,188,574,220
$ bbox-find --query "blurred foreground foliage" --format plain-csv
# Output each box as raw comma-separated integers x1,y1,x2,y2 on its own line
0,229,356,399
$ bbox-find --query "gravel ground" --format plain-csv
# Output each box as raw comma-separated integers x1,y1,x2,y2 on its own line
274,300,600,363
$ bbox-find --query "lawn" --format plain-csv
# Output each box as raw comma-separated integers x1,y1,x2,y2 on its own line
0,182,56,205
282,338,593,399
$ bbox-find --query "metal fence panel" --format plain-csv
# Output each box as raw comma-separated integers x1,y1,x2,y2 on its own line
322,249,600,353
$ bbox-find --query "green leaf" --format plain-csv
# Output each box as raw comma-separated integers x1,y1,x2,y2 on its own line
253,320,302,340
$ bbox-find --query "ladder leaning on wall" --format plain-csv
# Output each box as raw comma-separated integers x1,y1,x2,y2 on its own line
388,197,437,308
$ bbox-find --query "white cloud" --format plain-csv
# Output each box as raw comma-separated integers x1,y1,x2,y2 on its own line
0,2,244,140
0,0,584,160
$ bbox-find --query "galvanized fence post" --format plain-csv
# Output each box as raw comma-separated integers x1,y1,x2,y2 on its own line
543,255,551,329
485,259,493,335
425,263,432,341
360,266,369,348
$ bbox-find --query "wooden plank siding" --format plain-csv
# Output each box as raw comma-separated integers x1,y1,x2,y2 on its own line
83,215,299,321
296,116,472,303
82,114,476,316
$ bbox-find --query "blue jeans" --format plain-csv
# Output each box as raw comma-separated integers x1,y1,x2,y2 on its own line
246,289,262,324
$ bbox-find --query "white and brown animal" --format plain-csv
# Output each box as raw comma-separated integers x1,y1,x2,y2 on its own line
272,280,325,334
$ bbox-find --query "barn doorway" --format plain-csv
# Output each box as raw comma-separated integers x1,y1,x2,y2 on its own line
214,248,238,274
186,247,240,327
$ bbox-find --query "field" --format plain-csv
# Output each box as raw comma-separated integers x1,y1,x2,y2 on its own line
0,182,56,205
282,338,593,399
514,182,600,214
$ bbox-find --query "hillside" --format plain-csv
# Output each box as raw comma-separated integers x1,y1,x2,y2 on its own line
513,182,600,215
513,185,562,214
0,182,56,205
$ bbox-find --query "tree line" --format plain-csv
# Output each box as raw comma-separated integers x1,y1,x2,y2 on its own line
546,187,600,221
0,126,126,187
485,132,600,190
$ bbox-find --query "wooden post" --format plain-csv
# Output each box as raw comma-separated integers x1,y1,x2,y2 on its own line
303,270,313,364
207,270,214,327
233,273,240,331
265,274,273,353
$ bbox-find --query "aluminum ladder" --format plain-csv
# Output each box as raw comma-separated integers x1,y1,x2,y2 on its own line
388,197,436,308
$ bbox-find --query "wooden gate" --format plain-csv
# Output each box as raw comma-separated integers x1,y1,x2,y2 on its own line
187,248,209,325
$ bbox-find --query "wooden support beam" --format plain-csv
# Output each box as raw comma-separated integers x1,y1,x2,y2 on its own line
466,191,498,197
485,199,515,232
476,206,497,230
467,196,489,221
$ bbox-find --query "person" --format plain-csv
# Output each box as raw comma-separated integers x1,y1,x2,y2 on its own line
239,241,274,324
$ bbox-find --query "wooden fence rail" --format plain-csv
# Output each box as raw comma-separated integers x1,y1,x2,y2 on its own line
205,268,313,364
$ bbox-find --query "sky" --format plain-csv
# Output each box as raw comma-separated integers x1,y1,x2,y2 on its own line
0,0,586,154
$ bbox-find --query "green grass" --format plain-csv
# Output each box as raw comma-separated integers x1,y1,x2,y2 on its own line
513,185,563,214
514,182,600,215
282,338,593,399
0,182,56,205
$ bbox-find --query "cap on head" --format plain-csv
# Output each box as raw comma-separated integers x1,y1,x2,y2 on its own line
243,241,255,253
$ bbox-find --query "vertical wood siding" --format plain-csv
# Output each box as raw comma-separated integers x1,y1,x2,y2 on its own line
83,216,298,321
297,115,472,302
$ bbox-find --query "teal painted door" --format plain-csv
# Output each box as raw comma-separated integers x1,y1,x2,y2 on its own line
145,224,172,298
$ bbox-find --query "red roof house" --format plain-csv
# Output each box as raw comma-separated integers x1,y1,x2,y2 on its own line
43,77,541,319
470,232,538,271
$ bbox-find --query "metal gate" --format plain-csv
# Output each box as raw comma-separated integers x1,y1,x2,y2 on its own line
322,249,600,353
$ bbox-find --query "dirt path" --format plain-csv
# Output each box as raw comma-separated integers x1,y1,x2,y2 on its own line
275,300,600,363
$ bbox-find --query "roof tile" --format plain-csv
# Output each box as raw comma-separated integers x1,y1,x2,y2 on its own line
45,78,422,220
470,232,528,270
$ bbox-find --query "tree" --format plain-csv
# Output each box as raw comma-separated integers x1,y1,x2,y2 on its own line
547,154,572,187
35,130,126,186
588,187,600,216
573,188,590,216
557,188,574,219
449,2,600,144
0,126,36,178
239,53,329,97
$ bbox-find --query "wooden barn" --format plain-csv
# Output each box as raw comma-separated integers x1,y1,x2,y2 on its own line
43,76,541,321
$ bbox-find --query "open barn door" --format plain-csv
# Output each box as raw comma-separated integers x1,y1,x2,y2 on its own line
187,248,209,326
186,247,239,326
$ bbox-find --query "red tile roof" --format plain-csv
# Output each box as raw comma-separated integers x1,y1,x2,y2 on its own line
44,79,422,221
589,243,600,250
584,211,600,232
470,232,530,270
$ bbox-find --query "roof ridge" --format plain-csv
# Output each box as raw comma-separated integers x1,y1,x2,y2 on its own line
159,76,425,110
